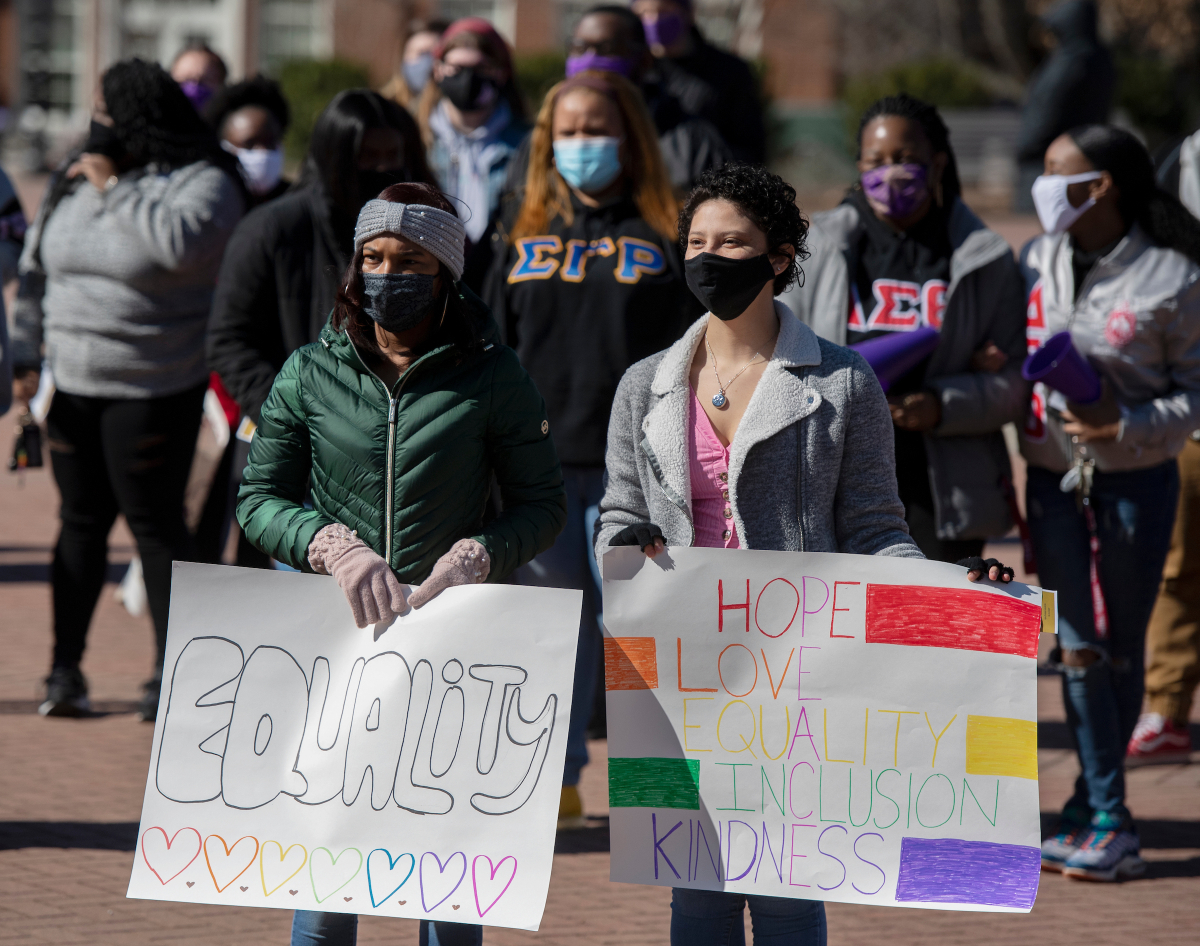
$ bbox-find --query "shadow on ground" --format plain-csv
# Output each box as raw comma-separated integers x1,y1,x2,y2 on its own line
1038,720,1200,749
1,819,616,856
0,821,139,851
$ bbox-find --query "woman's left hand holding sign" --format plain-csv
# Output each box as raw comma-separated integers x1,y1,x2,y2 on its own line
308,524,408,627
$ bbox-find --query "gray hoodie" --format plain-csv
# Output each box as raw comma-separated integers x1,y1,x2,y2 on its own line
12,160,243,398
781,198,1029,541
594,305,921,563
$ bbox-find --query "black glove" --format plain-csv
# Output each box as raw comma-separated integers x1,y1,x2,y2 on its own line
956,556,1014,582
610,522,665,552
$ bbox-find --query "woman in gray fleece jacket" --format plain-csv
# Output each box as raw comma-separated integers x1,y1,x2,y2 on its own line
10,59,245,721
595,165,1010,946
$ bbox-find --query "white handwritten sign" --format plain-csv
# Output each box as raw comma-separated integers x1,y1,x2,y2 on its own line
602,547,1050,913
127,563,581,931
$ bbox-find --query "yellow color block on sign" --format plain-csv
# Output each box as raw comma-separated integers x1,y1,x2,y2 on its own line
965,715,1038,780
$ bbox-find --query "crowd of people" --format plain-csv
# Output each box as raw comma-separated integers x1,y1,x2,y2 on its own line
3,0,1200,941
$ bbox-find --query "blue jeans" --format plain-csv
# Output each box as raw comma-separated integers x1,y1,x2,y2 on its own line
515,465,604,786
1025,461,1179,821
290,911,480,945
670,889,827,946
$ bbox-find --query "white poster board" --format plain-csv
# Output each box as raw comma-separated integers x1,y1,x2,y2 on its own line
602,547,1051,913
127,563,581,932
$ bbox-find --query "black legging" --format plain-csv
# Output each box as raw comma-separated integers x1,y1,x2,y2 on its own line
47,384,206,673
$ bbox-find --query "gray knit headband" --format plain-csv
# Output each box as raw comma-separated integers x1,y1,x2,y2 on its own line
353,200,467,281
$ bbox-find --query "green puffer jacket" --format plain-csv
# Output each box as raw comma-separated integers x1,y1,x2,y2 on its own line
235,293,566,583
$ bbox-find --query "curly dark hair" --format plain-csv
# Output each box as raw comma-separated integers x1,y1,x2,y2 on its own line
102,59,238,179
204,74,291,136
332,182,481,357
856,93,961,204
678,163,809,295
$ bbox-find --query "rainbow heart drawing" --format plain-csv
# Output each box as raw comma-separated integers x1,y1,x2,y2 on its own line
419,851,467,912
204,834,260,893
141,827,201,885
260,841,308,896
367,849,415,908
472,855,518,917
309,847,363,903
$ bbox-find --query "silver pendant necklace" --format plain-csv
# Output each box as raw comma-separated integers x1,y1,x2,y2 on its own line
706,334,762,409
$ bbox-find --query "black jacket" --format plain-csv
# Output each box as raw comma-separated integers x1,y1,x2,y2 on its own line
483,192,695,466
656,30,766,164
644,78,732,190
207,185,352,421
1016,0,1114,163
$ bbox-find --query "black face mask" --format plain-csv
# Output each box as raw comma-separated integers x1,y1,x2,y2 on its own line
437,68,499,112
361,272,439,334
84,120,126,162
684,252,776,320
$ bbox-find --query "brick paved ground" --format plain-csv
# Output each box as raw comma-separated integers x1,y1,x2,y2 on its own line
3,417,1199,945
3,207,1199,943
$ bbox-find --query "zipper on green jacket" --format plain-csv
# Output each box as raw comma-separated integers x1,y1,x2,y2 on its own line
385,396,398,563
343,333,457,571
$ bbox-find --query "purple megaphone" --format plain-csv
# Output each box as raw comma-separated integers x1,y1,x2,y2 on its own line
1022,331,1102,404
850,326,941,392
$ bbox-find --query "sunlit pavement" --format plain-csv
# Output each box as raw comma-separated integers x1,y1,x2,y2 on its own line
2,212,1199,943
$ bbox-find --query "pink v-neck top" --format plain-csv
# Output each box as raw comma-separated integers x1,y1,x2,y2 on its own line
689,390,740,549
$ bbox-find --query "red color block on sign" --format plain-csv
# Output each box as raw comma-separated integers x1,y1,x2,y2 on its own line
604,637,659,690
865,585,1041,658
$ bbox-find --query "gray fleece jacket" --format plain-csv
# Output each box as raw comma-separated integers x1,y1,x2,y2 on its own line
11,160,243,398
594,304,922,562
780,198,1028,541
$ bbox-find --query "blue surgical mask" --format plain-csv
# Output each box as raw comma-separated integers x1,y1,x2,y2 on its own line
402,53,434,94
361,272,438,334
553,137,623,193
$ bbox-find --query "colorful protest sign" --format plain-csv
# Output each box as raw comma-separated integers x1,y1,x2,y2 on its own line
127,563,581,932
602,547,1050,913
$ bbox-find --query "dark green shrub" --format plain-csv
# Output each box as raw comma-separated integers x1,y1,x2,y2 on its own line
514,53,566,116
841,58,993,147
276,58,372,164
1115,52,1188,151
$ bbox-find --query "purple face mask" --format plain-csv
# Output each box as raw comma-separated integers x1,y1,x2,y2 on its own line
643,13,686,48
179,80,213,112
566,52,636,78
861,163,929,219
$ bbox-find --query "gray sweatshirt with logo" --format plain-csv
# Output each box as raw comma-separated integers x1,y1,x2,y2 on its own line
12,160,243,398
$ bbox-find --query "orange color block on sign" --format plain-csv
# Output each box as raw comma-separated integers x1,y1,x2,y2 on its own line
604,637,659,690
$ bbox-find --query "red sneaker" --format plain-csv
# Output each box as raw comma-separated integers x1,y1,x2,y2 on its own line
1126,713,1192,767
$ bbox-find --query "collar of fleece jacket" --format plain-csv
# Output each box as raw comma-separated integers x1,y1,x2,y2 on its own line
642,304,823,539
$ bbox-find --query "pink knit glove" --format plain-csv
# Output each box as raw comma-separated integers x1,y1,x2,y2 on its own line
407,539,491,609
308,524,407,628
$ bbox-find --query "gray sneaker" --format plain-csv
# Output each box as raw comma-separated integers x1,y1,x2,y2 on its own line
1062,817,1146,882
1041,822,1089,872
39,665,90,717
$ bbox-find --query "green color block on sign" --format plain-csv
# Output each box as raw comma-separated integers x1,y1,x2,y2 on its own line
608,758,701,809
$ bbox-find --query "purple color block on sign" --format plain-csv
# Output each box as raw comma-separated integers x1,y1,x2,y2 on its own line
894,837,1041,910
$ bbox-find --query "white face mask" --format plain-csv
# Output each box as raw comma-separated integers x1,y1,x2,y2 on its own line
226,144,285,196
1031,172,1103,234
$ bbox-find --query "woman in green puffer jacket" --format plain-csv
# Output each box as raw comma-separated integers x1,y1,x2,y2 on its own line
235,182,565,946
237,179,565,620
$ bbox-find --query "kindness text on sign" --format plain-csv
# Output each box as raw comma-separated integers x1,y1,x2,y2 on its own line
127,564,581,931
602,547,1049,913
